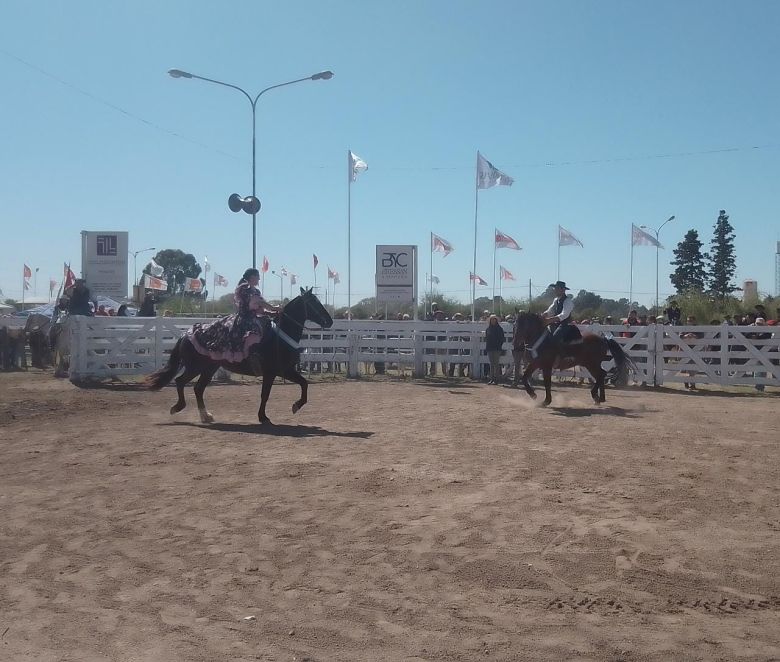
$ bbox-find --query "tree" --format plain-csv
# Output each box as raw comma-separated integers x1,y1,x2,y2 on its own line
707,210,737,298
144,249,202,293
670,229,707,293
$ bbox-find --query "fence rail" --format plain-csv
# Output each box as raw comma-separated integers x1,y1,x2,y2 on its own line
66,317,779,387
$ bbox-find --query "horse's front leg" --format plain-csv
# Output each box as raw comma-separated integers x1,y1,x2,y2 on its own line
282,366,308,414
258,371,275,425
520,360,538,399
541,364,553,407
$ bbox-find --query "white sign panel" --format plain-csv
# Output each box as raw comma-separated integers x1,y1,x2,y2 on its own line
81,230,129,299
376,244,417,303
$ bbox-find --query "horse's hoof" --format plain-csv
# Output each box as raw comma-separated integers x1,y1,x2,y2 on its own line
170,403,185,415
199,410,214,424
542,398,552,407
593,398,601,405
259,416,272,425
292,402,301,414
528,391,537,400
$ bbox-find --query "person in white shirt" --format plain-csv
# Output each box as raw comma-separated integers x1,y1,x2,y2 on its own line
530,281,577,358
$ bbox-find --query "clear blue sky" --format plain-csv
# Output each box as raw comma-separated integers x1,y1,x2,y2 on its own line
1,0,778,307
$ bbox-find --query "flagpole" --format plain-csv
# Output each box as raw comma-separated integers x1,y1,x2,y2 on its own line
472,153,479,321
629,226,635,315
347,149,352,319
430,232,433,318
557,226,561,282
492,229,497,314
499,269,502,317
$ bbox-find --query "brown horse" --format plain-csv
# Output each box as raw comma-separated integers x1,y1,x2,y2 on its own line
513,312,637,406
145,288,332,424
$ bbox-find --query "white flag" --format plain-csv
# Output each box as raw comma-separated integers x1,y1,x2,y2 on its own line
431,233,454,256
349,150,368,182
290,273,297,285
632,223,662,248
428,274,440,284
149,258,165,277
477,151,514,189
499,266,516,281
559,226,583,247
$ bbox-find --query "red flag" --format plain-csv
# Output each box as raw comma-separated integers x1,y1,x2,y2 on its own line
214,273,228,287
499,266,516,281
313,253,319,269
24,264,32,279
469,272,488,286
495,229,521,250
262,256,269,273
63,263,76,290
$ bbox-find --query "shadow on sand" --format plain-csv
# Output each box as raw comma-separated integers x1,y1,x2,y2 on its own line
160,420,374,439
549,406,645,419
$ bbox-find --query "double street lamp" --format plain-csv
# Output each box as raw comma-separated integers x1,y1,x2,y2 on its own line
168,68,334,270
129,247,156,293
641,216,675,314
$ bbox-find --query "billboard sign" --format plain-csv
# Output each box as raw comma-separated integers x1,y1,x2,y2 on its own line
81,231,129,299
376,244,417,303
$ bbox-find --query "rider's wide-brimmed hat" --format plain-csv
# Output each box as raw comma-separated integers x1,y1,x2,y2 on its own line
549,280,570,290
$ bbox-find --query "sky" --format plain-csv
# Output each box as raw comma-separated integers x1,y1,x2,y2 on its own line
1,0,779,308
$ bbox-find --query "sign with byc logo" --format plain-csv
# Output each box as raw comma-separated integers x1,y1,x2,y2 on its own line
376,244,417,303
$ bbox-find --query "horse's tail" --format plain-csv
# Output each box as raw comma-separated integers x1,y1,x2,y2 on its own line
145,336,184,390
605,337,638,383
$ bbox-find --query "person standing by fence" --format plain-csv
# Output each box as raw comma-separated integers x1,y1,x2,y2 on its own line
485,314,506,385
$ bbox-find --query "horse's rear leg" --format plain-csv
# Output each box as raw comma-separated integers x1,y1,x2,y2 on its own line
520,361,538,399
194,365,219,423
172,367,199,415
282,366,308,414
541,365,553,407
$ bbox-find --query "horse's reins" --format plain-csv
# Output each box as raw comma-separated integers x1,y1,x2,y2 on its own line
276,296,327,350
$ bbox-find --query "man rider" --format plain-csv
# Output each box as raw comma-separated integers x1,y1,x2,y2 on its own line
529,281,575,358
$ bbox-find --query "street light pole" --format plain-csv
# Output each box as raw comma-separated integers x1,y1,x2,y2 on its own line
129,247,156,295
168,68,334,269
641,216,675,314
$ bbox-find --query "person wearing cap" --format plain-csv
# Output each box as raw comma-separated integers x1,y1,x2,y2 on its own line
529,281,576,358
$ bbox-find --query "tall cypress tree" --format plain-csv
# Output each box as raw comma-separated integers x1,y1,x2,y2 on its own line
707,209,737,298
670,229,706,293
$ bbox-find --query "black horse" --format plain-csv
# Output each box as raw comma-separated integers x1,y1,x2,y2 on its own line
146,288,333,424
513,312,637,406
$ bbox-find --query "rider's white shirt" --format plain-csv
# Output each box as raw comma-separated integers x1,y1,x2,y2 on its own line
543,295,573,322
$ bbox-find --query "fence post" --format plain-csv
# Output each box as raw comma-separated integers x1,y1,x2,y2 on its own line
413,331,424,377
470,328,482,380
347,331,359,377
720,324,729,386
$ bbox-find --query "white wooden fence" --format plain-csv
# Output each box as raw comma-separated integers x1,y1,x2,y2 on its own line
66,317,779,387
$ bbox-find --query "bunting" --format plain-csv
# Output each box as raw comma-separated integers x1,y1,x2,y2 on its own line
144,274,168,291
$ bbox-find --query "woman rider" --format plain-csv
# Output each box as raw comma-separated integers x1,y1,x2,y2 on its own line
188,268,280,363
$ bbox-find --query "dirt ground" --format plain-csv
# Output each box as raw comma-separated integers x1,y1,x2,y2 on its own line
1,372,778,662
